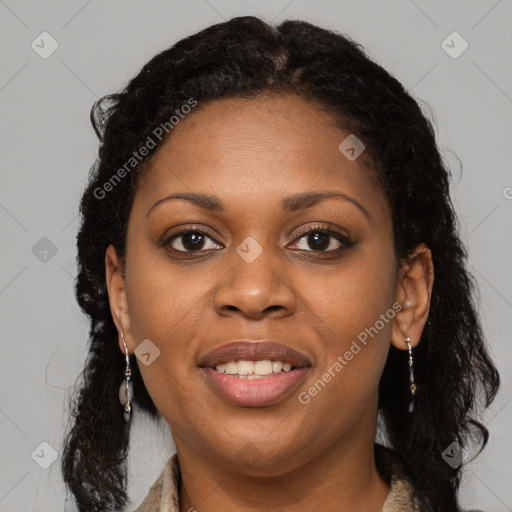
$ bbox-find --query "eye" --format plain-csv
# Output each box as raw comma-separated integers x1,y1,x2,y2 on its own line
290,224,352,252
164,228,223,253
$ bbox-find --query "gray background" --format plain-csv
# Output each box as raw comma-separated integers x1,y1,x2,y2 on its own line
1,0,511,510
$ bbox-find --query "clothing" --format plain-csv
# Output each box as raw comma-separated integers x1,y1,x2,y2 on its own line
133,444,421,512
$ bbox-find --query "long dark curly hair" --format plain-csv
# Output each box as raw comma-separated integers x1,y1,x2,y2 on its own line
61,15,500,512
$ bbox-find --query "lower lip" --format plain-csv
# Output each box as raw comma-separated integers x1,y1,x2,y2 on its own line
202,367,310,407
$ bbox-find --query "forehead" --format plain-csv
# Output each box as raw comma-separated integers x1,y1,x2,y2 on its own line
134,93,388,219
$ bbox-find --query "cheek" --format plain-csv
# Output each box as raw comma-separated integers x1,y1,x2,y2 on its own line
300,245,397,344
125,242,206,341
296,245,396,410
123,243,211,401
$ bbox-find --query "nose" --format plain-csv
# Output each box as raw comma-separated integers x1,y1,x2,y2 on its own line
213,248,297,320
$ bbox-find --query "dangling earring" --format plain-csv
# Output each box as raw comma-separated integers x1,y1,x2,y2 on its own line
405,336,416,413
119,332,133,422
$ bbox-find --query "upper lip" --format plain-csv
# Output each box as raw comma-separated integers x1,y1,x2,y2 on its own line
198,341,311,368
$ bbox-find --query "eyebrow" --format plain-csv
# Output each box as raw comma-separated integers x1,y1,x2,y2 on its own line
283,191,369,218
146,191,370,219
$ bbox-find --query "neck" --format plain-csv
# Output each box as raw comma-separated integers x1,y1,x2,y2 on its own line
174,414,390,511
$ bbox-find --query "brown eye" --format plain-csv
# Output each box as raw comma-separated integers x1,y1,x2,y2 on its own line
295,231,343,252
289,224,352,253
166,230,222,252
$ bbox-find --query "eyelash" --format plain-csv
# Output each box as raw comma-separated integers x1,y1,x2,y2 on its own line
162,223,353,257
290,223,353,252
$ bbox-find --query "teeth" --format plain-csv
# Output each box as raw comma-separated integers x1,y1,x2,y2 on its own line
237,360,254,375
224,361,238,375
253,360,273,375
215,359,294,376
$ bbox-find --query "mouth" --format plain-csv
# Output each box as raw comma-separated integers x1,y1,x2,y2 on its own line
198,341,311,407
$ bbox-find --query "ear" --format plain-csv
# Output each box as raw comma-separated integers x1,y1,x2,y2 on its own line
105,244,135,355
391,243,434,351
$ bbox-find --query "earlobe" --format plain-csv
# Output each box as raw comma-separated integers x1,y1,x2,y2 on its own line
105,244,134,354
391,243,434,351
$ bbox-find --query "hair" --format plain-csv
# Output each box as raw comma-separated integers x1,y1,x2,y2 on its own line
61,15,500,512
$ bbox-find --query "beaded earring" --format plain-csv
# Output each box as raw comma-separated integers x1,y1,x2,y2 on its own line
405,336,416,413
119,332,133,422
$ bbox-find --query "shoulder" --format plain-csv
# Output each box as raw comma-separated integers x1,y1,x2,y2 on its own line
133,453,180,512
375,444,485,512
375,444,422,512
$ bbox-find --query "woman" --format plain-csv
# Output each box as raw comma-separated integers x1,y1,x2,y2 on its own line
61,16,500,512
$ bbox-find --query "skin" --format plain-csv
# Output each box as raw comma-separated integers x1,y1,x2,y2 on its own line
105,93,434,511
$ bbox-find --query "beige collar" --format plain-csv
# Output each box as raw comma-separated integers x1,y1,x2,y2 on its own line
134,445,420,512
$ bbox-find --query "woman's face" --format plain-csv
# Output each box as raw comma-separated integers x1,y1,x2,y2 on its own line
110,93,403,473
